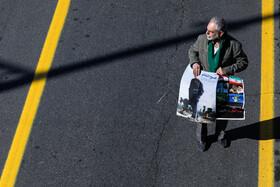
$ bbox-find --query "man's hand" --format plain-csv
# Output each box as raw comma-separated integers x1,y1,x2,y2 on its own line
192,63,201,79
216,67,226,76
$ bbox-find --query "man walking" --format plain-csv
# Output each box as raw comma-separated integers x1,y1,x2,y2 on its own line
189,17,248,151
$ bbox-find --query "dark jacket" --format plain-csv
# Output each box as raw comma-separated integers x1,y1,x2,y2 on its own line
188,34,248,75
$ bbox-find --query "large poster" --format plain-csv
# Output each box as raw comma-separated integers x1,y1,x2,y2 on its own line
177,65,219,123
177,65,245,123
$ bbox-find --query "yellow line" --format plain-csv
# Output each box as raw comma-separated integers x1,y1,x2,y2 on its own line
259,0,275,186
0,0,70,186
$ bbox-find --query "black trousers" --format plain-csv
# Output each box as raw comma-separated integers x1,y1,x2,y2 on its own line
196,120,228,141
190,96,199,118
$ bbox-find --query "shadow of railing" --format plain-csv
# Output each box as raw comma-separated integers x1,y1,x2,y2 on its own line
0,12,279,93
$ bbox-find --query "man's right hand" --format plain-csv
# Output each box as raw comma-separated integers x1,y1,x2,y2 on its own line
192,63,201,79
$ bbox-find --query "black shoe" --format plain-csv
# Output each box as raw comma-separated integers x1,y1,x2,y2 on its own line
218,138,227,148
197,140,206,152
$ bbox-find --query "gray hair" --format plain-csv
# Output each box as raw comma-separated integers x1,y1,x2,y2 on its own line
210,17,227,33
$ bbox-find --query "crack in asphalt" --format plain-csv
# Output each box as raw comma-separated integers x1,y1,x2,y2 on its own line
152,112,173,187
152,2,185,185
177,0,185,34
175,0,185,51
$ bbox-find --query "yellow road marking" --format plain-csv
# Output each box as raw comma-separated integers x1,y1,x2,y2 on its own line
0,0,70,186
259,0,275,186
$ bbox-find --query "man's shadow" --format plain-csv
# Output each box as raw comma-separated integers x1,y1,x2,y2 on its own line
205,117,280,150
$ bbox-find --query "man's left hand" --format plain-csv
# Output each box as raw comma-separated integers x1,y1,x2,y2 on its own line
216,67,226,75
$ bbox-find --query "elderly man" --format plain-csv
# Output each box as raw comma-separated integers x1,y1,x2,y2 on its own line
189,17,248,151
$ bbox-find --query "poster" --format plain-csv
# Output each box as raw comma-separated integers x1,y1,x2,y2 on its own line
177,65,245,123
177,65,219,123
216,76,245,120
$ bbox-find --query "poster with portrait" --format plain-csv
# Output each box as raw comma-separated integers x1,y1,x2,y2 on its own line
177,65,245,123
177,65,219,123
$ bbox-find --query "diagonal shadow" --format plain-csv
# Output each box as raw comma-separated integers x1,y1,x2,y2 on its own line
227,116,280,141
0,60,34,91
0,30,201,92
0,60,33,74
0,12,279,93
191,12,280,30
206,117,280,144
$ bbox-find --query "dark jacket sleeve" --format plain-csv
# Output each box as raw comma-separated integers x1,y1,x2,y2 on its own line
188,35,201,67
222,42,248,75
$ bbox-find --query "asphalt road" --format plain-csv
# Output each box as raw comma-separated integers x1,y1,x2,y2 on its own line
0,0,279,186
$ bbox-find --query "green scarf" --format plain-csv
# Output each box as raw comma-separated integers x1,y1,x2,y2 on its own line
208,40,223,72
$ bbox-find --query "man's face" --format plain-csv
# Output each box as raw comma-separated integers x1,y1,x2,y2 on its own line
206,22,219,41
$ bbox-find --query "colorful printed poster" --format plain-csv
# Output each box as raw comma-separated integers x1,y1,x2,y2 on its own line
177,65,219,123
216,76,245,120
